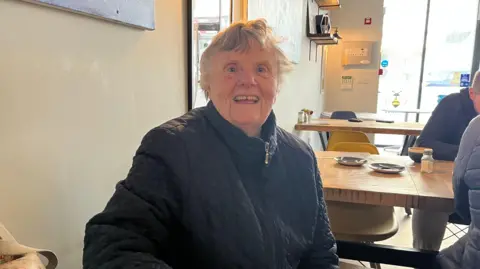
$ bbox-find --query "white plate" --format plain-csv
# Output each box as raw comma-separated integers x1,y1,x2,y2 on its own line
369,163,405,174
334,156,368,167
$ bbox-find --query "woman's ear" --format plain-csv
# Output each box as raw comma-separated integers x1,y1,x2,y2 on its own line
203,84,210,99
200,73,210,94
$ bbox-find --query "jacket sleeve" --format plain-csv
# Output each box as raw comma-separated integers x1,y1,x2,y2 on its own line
453,116,480,222
83,128,184,269
298,151,339,269
416,97,459,161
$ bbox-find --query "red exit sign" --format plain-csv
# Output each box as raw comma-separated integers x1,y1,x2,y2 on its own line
364,17,372,25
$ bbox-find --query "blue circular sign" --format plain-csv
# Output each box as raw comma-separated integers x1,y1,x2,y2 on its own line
381,60,389,67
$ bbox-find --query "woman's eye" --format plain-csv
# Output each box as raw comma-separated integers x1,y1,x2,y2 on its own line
226,66,237,72
257,65,267,73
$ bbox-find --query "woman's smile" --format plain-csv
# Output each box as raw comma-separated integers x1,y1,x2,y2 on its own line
232,95,260,104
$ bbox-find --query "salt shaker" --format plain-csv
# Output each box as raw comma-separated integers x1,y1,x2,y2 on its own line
298,111,306,123
421,148,434,173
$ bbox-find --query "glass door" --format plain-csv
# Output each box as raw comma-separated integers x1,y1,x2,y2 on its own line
375,0,479,147
191,0,232,109
375,0,429,146
418,0,479,122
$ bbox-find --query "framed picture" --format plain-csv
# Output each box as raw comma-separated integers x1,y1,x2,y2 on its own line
187,0,233,110
19,0,155,30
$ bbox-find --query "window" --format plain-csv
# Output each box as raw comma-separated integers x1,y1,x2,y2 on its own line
189,0,232,109
375,0,479,147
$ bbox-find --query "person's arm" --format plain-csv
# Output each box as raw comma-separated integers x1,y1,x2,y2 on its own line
83,128,184,269
298,152,339,269
416,97,460,161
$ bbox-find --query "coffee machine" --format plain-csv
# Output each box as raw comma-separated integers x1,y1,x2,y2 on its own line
315,14,331,35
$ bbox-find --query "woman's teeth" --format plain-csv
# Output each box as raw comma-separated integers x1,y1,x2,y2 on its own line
233,96,259,102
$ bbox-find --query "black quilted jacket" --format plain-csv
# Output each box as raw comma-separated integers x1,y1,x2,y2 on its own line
83,102,338,269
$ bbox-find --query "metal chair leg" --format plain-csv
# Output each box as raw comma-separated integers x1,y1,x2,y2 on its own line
364,241,382,268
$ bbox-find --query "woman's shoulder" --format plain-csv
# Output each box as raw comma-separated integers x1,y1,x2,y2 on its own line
148,106,209,135
139,107,210,149
157,106,209,133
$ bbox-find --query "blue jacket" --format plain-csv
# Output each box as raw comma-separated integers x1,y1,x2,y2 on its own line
83,102,339,269
416,88,477,161
437,115,480,268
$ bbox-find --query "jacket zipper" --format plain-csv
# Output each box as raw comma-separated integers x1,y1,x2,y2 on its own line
264,142,270,165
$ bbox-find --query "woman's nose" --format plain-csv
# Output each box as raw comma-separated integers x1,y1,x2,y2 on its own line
238,70,257,87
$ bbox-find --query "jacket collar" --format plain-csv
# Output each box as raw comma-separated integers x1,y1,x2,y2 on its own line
204,101,278,165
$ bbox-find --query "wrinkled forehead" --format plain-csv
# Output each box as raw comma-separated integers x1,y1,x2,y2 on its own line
212,41,278,66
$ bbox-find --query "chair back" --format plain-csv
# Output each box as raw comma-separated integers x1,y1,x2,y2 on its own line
326,131,370,151
331,111,357,120
330,142,380,155
326,111,358,144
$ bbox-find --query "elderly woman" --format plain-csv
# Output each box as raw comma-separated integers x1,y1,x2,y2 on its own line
83,19,339,269
436,115,480,268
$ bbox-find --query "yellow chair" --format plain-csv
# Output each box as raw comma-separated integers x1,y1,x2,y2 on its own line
326,142,397,268
329,142,380,155
326,131,371,151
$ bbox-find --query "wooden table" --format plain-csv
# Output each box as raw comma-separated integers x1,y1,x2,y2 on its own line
296,119,425,155
316,151,454,212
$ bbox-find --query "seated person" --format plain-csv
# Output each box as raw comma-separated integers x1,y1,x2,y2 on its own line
436,115,480,268
413,73,480,251
82,19,339,269
416,79,479,161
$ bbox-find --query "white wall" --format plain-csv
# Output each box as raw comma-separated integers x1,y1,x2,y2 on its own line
270,0,325,150
323,0,384,112
0,0,186,268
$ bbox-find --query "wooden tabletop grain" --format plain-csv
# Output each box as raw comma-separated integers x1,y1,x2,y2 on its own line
296,119,425,136
316,151,454,212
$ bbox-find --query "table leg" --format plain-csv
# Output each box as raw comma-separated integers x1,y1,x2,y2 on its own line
318,131,328,151
402,135,416,216
405,207,412,216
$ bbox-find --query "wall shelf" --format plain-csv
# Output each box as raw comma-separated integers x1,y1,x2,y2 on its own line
306,1,339,62
307,34,338,62
307,33,338,45
315,0,341,10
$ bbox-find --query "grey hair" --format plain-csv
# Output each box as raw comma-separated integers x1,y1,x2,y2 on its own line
199,19,294,98
472,71,480,94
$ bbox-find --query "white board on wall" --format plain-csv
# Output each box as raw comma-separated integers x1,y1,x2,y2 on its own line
19,0,155,30
248,0,303,63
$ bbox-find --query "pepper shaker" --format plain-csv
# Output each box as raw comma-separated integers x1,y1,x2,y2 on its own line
421,149,435,173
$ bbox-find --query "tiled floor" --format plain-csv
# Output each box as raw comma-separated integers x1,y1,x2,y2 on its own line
339,147,467,268
340,208,467,268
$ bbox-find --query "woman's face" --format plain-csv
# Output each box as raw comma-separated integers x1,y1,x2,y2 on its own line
206,41,278,136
